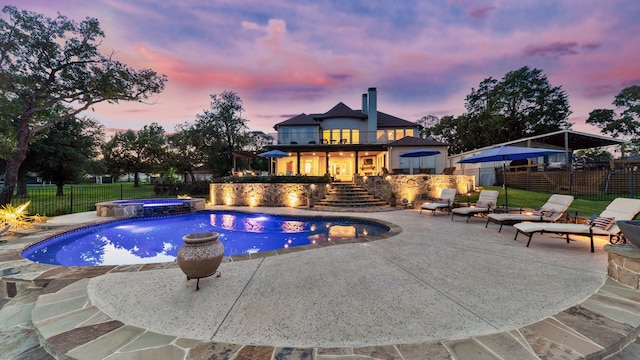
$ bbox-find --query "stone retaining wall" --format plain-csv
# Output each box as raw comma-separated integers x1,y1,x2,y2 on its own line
605,244,640,289
209,183,328,207
354,174,475,205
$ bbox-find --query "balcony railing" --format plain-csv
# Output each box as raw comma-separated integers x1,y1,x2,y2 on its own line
267,130,415,145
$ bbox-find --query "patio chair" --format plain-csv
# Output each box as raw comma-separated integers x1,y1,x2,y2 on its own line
420,188,457,215
451,190,499,222
485,194,574,232
513,198,640,252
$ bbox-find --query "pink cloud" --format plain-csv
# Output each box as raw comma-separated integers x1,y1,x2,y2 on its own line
523,42,579,57
468,5,496,19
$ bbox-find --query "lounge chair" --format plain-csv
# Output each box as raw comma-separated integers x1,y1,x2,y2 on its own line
485,194,574,232
442,167,456,175
513,198,640,252
380,167,394,175
451,190,499,222
420,188,457,215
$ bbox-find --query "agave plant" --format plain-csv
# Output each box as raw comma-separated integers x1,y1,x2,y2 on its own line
0,201,34,232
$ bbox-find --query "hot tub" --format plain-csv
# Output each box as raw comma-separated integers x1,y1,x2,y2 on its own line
96,198,206,218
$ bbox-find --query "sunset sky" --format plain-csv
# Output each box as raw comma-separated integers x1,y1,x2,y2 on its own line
10,1,640,138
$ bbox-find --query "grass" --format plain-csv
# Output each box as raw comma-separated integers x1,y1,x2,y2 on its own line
460,186,610,218
11,182,615,219
12,183,158,216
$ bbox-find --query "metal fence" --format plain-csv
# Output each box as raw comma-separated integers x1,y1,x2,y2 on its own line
10,184,158,216
499,166,640,201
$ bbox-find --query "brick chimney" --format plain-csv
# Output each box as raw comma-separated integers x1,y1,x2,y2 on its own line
367,87,377,142
362,93,368,114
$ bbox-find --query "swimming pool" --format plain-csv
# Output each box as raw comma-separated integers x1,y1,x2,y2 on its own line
21,211,391,266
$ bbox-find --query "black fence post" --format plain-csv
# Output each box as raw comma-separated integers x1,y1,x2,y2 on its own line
121,183,124,200
70,185,74,214
631,168,635,198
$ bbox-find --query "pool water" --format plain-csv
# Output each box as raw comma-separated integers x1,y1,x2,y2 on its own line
21,211,390,266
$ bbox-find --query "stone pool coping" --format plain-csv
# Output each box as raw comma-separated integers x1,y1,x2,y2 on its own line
2,208,640,359
18,209,402,264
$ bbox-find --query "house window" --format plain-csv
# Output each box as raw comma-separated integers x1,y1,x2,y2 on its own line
280,128,290,144
332,129,340,143
351,129,360,144
387,129,395,141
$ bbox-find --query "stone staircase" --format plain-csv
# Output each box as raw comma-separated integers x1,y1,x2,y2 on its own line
315,183,388,208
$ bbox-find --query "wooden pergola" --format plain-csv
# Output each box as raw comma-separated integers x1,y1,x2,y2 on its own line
232,150,258,173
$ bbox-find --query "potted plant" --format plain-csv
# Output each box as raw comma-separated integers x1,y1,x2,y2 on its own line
389,192,397,207
307,189,316,208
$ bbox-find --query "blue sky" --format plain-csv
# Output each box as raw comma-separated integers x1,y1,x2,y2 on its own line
11,0,640,137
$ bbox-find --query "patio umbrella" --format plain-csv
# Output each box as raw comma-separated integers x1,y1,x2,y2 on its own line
258,149,289,174
458,145,565,209
400,149,440,174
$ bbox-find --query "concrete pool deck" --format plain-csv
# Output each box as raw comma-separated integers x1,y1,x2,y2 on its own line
2,206,640,359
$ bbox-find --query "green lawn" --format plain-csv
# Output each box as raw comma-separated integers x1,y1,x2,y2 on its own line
11,182,617,219
12,183,158,216
460,186,610,218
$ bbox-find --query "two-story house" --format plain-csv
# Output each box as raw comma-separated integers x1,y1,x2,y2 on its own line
269,88,449,181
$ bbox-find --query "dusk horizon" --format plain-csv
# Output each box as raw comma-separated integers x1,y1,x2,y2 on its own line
10,0,640,139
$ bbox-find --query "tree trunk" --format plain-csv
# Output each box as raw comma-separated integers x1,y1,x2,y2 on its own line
133,171,140,187
16,167,28,198
1,116,31,206
56,181,64,196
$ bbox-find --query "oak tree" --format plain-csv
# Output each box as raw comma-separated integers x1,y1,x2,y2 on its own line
0,6,166,204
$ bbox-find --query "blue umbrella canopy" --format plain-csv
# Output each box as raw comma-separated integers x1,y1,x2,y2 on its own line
399,149,441,158
258,149,289,174
258,149,289,158
400,149,441,174
458,145,564,163
457,146,566,209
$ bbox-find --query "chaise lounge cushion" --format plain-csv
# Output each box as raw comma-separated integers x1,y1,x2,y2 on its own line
513,197,640,252
451,190,499,221
486,194,574,232
513,222,613,237
420,188,457,215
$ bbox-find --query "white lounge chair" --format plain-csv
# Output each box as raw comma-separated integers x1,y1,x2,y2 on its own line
485,194,574,232
513,198,640,252
451,190,499,222
420,188,457,215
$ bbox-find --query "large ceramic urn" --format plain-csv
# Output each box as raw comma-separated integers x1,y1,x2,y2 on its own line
177,231,224,290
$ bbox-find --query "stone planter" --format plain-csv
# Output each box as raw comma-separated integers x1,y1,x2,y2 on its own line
177,231,224,290
618,220,640,248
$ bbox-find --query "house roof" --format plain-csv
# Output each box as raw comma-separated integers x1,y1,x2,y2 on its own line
376,111,420,128
389,136,450,147
274,102,417,129
231,150,258,159
273,113,317,129
313,102,367,120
